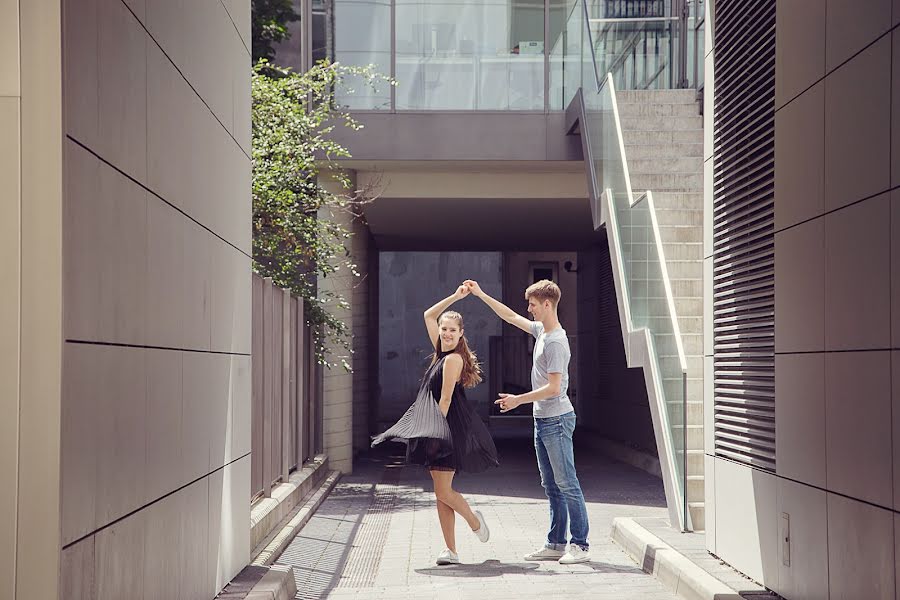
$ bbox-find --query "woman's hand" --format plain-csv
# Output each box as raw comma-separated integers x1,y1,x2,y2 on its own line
453,284,470,300
463,280,483,297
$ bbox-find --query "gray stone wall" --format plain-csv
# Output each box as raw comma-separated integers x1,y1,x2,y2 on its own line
378,252,502,426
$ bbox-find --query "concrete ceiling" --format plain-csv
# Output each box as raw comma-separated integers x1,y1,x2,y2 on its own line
362,196,602,251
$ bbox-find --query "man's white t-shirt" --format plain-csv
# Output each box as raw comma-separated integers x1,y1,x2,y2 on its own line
529,321,574,418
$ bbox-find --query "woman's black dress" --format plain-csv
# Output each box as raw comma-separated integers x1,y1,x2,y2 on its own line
371,349,499,473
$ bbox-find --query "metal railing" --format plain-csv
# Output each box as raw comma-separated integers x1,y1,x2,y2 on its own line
251,273,322,501
571,0,692,530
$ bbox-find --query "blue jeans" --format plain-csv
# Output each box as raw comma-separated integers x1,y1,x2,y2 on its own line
534,412,589,550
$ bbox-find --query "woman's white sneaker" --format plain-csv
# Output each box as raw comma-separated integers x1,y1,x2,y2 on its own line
436,548,460,565
558,545,591,564
473,510,490,543
523,545,565,561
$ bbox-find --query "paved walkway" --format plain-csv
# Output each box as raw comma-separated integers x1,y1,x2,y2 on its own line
276,436,680,600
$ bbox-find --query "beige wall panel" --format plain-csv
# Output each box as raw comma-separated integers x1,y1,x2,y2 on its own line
147,197,185,348
231,354,252,459
96,509,145,600
182,351,213,484
224,0,251,52
64,142,150,345
0,0,19,96
211,240,251,354
17,0,63,596
183,220,213,350
142,492,182,600
98,0,147,183
95,345,147,527
146,348,183,502
825,351,892,508
63,0,98,144
209,457,251,594
147,41,191,214
824,38,891,213
182,0,233,133
893,352,900,512
122,0,146,24
826,0,891,71
232,27,252,155
775,353,826,488
60,536,96,600
146,0,185,70
774,220,825,353
774,479,828,600
775,0,825,109
824,193,891,351
0,97,19,600
63,141,101,340
775,82,825,230
827,493,895,600
714,459,779,587
209,352,230,471
61,344,99,546
180,479,211,599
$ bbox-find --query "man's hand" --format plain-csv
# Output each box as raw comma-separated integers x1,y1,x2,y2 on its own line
464,280,484,297
495,393,521,413
453,284,470,300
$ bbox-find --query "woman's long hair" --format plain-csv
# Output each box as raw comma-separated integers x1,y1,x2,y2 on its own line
430,311,483,388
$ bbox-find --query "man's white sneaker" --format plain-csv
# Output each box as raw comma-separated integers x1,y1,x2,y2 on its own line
436,548,460,565
473,511,490,543
558,545,591,565
523,545,565,561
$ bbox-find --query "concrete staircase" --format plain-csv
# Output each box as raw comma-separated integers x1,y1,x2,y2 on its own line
616,89,705,531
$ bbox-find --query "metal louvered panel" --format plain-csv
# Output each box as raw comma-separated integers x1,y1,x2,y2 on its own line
712,0,776,472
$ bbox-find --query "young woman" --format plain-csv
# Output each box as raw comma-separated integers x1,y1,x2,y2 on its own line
371,284,499,565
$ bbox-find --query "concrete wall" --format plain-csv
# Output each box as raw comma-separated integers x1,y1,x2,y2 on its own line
576,243,655,453
377,252,503,427
0,1,64,598
56,1,252,599
707,2,900,598
352,223,376,454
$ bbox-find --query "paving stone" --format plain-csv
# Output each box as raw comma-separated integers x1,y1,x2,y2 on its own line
277,437,679,600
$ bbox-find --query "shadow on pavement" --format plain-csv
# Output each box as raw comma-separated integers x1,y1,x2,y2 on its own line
414,559,645,578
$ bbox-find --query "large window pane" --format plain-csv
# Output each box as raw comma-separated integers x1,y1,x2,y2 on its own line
334,1,392,109
395,0,545,110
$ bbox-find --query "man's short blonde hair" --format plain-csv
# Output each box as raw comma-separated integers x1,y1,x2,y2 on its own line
525,279,561,307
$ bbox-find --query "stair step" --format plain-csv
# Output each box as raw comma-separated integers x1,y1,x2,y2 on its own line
623,129,704,145
616,102,701,117
689,503,706,531
654,209,703,227
627,157,703,175
620,115,703,131
658,225,702,243
624,142,704,159
631,172,703,191
616,89,699,104
652,193,704,210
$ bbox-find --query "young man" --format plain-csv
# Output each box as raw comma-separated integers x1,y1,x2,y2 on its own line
464,279,590,564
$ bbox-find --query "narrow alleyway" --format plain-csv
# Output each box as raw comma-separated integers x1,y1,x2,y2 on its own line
276,435,681,600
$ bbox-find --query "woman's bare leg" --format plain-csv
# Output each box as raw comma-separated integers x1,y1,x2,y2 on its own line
431,470,480,532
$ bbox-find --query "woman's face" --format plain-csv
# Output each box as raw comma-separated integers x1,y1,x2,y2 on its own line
439,317,463,350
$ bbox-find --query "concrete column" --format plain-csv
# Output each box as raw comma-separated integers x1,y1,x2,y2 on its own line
318,176,358,474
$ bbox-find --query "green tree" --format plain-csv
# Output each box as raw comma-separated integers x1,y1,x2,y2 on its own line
252,60,388,370
251,0,300,62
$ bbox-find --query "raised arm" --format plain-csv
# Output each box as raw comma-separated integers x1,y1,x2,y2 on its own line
464,280,532,334
424,285,469,347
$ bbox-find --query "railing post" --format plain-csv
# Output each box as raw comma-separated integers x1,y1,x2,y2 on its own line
296,297,306,468
262,277,274,498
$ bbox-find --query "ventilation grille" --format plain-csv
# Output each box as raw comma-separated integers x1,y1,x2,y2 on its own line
711,0,776,471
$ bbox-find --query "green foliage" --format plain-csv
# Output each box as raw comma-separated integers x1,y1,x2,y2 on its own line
252,60,389,370
251,0,300,62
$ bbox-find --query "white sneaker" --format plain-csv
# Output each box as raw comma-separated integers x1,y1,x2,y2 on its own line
436,548,460,565
473,510,490,543
558,545,591,564
524,545,565,561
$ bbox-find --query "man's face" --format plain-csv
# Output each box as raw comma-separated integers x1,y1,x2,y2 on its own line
526,296,545,320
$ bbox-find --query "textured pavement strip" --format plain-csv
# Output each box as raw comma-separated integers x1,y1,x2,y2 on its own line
277,437,681,600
